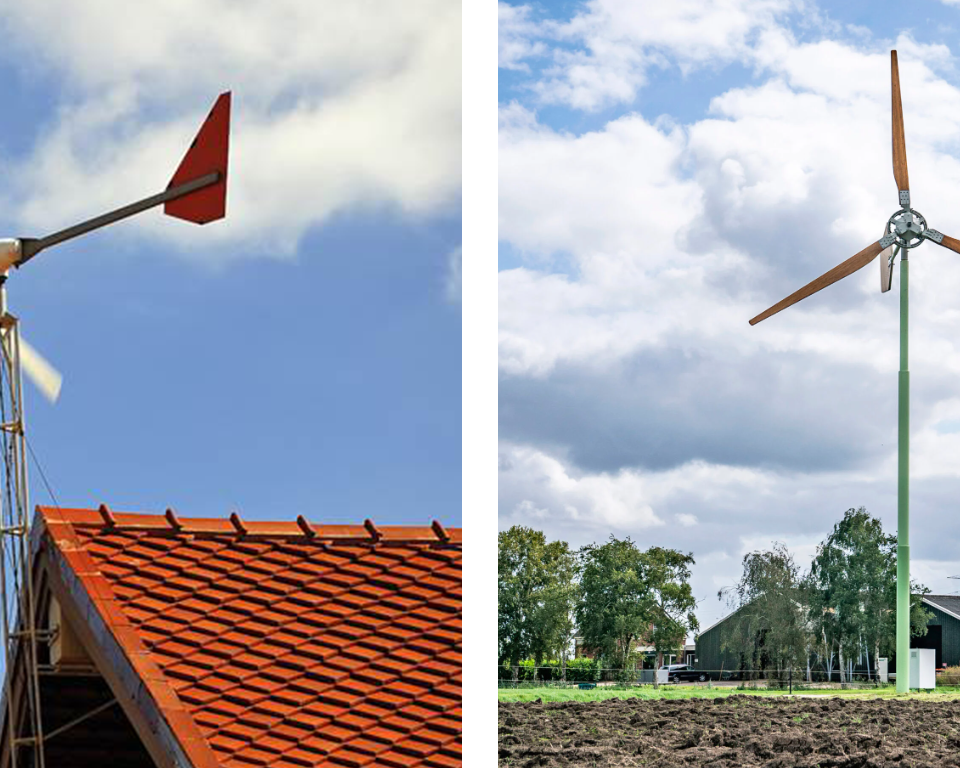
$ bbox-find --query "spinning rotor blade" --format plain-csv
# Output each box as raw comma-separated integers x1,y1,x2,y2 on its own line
749,240,886,325
892,50,910,204
19,338,61,403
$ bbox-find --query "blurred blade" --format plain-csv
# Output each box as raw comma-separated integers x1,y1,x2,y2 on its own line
749,240,885,325
19,338,61,403
880,237,894,293
892,50,910,198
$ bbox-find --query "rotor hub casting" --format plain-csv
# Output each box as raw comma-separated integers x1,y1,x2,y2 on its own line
886,207,927,249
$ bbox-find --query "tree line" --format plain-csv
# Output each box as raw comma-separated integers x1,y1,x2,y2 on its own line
499,507,933,683
719,507,931,681
497,526,697,681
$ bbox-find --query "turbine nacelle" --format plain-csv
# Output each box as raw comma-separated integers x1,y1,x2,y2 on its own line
0,240,20,273
0,241,59,400
889,209,925,246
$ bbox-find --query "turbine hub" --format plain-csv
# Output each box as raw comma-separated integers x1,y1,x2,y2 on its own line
887,208,927,249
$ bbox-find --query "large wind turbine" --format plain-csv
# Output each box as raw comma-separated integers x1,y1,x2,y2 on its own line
749,51,951,694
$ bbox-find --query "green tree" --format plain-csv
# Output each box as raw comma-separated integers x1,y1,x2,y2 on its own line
498,526,576,678
547,580,578,682
530,545,577,675
576,536,648,672
807,508,932,682
577,537,697,686
640,547,698,677
803,564,842,682
720,543,808,681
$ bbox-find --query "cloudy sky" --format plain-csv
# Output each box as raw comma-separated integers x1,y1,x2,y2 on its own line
499,0,960,632
0,2,461,527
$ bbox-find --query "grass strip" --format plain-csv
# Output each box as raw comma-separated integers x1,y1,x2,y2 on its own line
498,684,960,703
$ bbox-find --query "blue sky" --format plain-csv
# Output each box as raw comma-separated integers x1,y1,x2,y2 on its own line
0,3,461,528
499,0,960,631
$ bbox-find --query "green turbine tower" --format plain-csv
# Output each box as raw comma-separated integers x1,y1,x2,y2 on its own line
749,51,958,693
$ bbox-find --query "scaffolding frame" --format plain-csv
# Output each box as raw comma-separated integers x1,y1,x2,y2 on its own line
0,284,45,768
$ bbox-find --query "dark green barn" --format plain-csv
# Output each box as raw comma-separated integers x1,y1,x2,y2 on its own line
696,595,960,678
695,609,750,677
914,595,960,669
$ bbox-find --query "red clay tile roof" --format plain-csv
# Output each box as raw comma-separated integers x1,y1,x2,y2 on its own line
37,506,462,768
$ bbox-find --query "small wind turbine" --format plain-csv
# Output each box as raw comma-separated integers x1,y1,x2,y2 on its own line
0,92,231,402
749,52,951,694
0,93,230,767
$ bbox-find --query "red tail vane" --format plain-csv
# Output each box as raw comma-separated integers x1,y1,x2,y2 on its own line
165,91,231,224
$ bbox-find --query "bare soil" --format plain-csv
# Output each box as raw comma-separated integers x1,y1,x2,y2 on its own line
498,695,960,767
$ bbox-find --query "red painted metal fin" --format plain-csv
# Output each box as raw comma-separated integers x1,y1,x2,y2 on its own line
165,91,231,224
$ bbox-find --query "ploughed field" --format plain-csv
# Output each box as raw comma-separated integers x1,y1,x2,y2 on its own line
499,695,960,767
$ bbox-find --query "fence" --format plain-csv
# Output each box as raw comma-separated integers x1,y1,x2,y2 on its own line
497,665,894,691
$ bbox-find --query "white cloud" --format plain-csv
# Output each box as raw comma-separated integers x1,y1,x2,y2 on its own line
677,513,698,527
499,443,665,531
499,3,547,71
0,0,461,261
503,0,797,111
499,103,700,258
513,499,549,520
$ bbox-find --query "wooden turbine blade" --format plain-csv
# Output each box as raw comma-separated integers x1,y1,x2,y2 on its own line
749,240,885,325
930,233,960,255
892,50,910,196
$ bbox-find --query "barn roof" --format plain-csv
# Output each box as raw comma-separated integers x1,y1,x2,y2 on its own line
34,506,462,768
697,615,729,636
923,595,960,622
697,594,960,643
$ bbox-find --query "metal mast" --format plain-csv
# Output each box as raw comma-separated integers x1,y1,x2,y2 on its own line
896,253,910,694
0,280,45,767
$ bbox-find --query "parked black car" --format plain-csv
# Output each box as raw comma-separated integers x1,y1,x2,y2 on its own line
660,664,709,682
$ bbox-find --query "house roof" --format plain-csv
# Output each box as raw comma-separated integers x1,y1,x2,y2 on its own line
36,506,462,768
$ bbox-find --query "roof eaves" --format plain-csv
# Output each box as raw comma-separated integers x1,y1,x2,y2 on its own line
697,608,740,637
38,507,220,768
923,595,960,623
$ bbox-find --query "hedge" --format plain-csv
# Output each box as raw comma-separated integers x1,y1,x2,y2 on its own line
498,657,602,682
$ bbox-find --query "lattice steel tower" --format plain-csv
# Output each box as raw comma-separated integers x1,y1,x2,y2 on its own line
0,281,46,768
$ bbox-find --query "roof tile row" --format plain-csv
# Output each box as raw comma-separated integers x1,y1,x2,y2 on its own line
39,507,461,768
